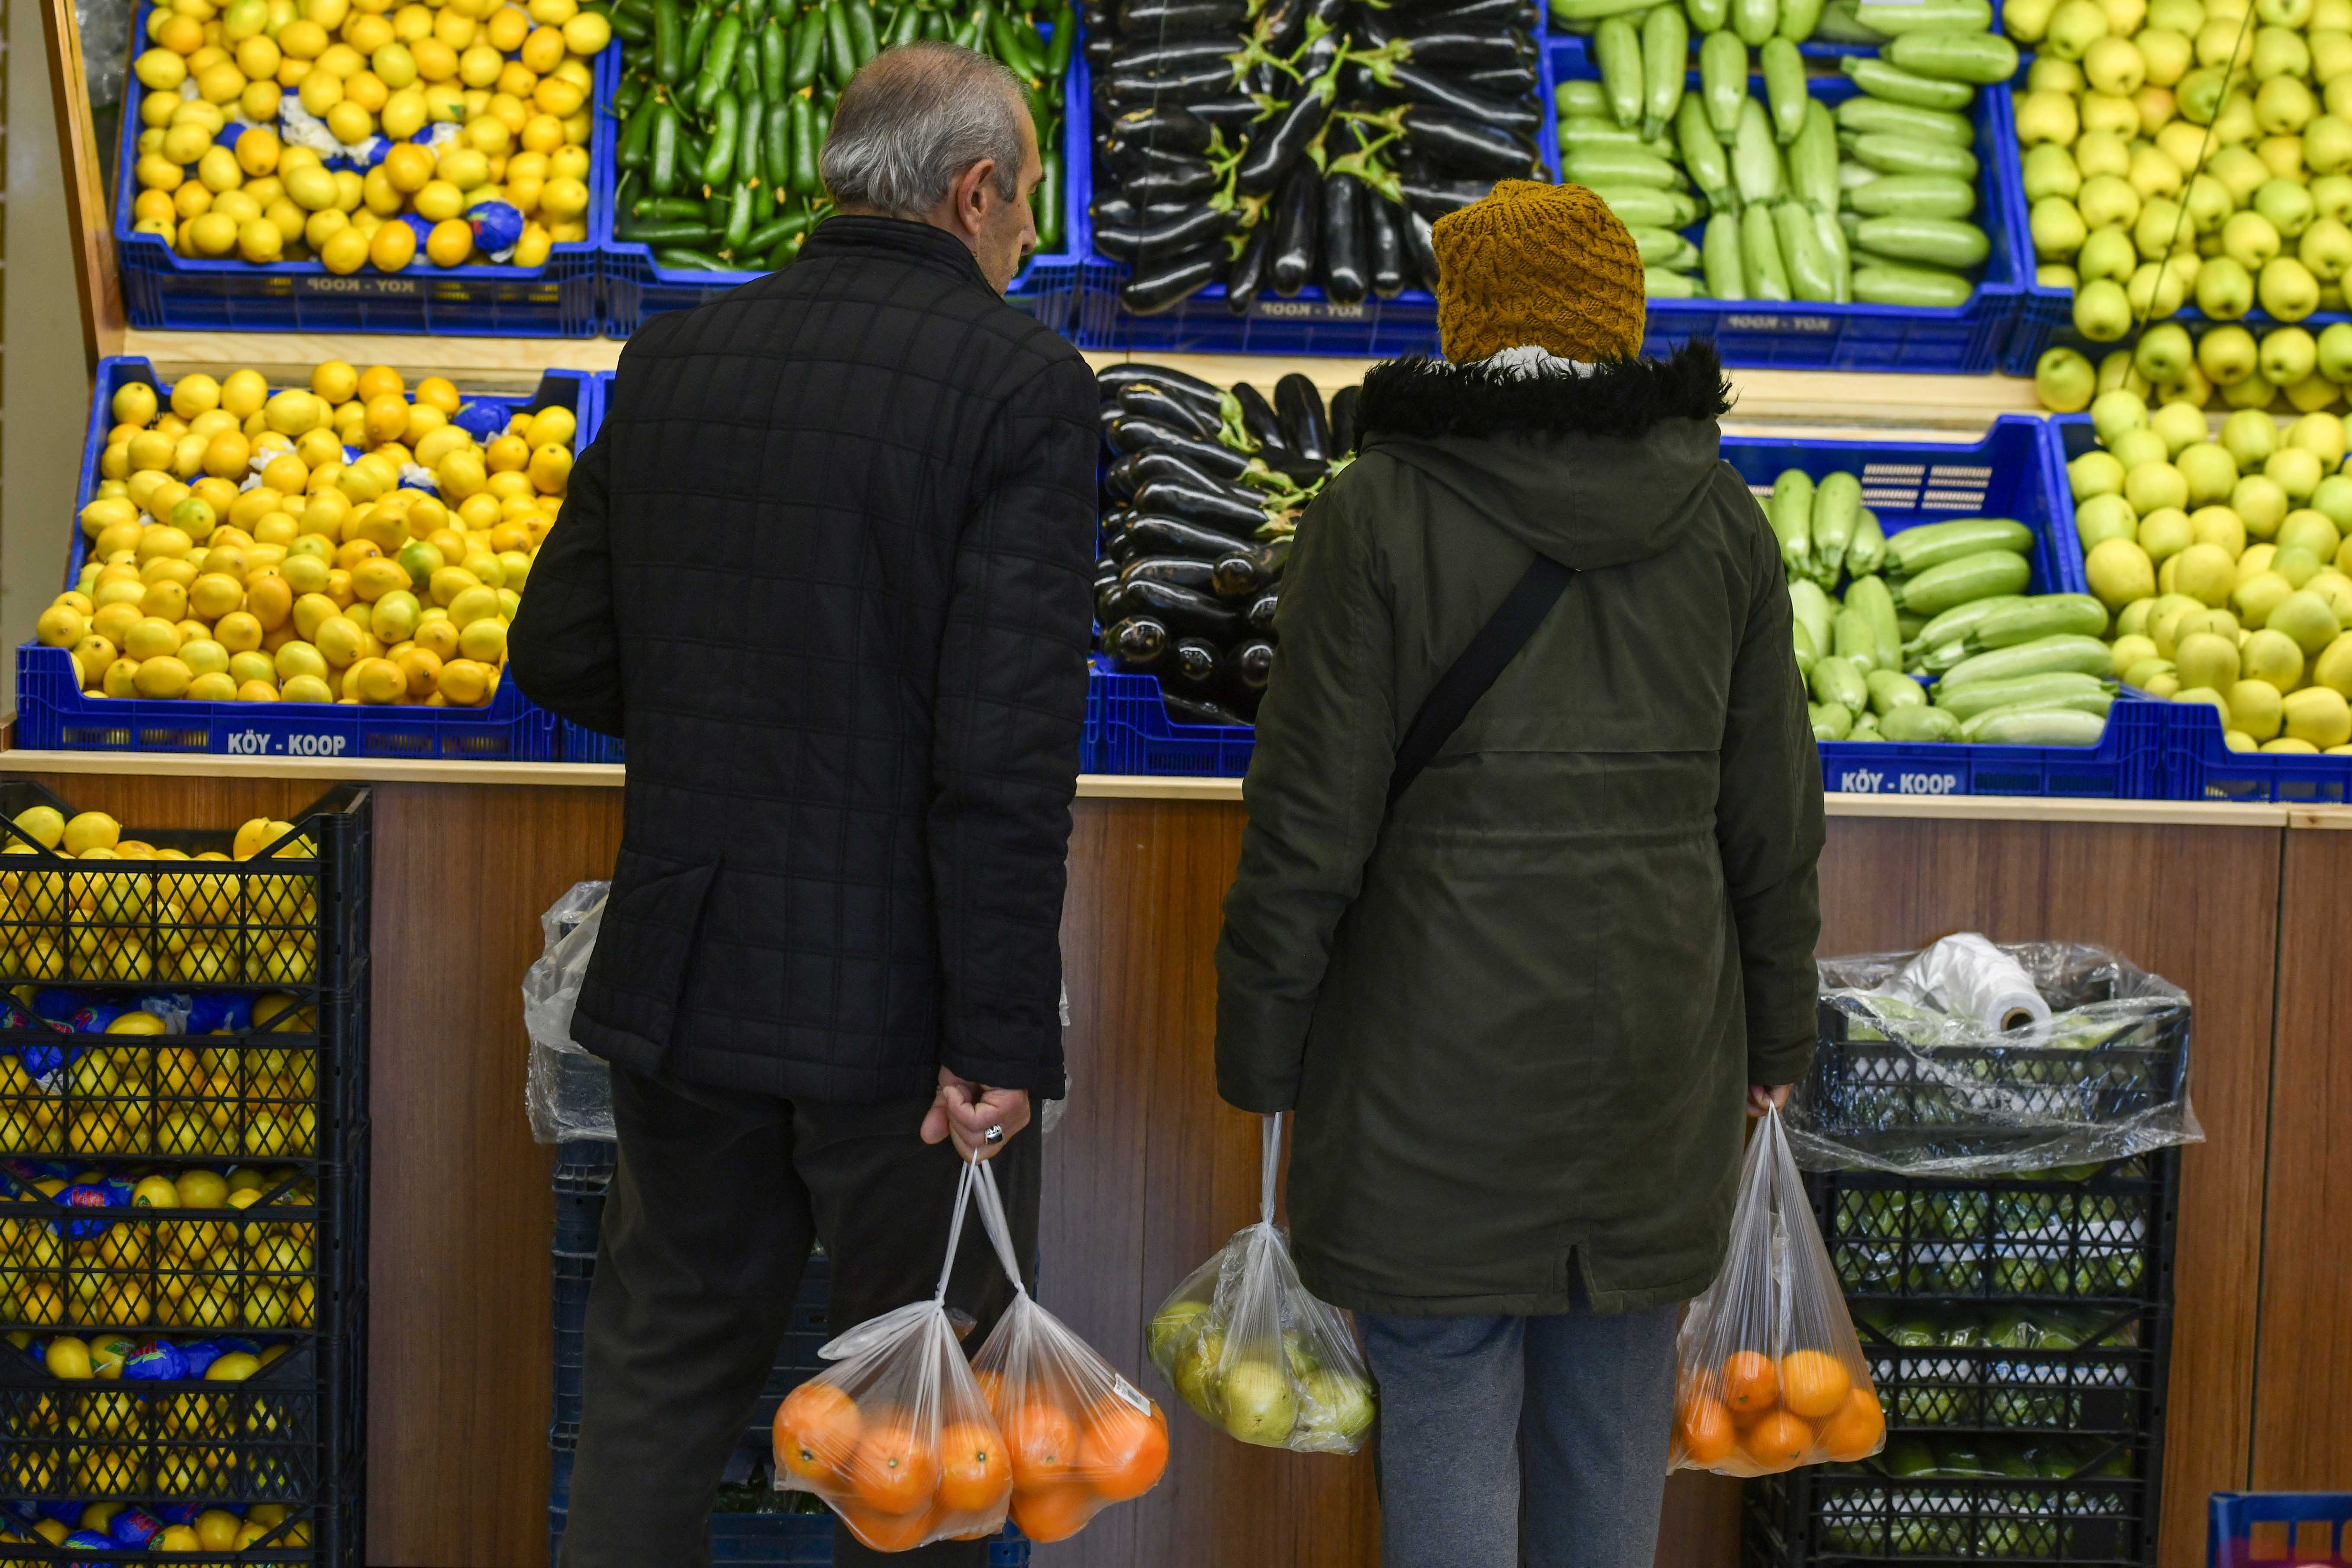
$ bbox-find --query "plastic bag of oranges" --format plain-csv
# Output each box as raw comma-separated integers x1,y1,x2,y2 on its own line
964,1158,1169,1543
771,1159,1012,1552
1670,1107,1886,1478
1143,1115,1376,1455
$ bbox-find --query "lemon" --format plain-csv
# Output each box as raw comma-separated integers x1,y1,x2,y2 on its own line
106,1011,166,1035
206,1351,262,1381
61,812,121,857
44,1336,92,1380
13,807,65,850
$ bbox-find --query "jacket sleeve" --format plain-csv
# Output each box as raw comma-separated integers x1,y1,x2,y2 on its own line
1716,473,1828,1088
927,352,1099,1098
1214,476,1395,1113
507,425,623,738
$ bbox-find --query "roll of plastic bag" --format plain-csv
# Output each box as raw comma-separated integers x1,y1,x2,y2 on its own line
1874,932,2052,1036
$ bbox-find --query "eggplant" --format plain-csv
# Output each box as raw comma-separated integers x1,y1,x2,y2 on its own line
1270,165,1321,297
1167,638,1223,687
1233,90,1334,197
1232,639,1278,691
1111,448,1257,504
1361,20,1538,71
1366,198,1407,298
1274,374,1330,462
1098,362,1228,421
1246,589,1281,632
1106,413,1191,455
1095,64,1244,108
1117,381,1215,439
1321,171,1369,304
1164,692,1254,726
1402,206,1441,291
1094,577,1126,626
1120,245,1225,313
1329,385,1361,456
1404,0,1539,28
1120,162,1224,204
1107,141,1222,184
1213,537,1291,597
1104,616,1171,671
1258,0,1308,50
1308,0,1351,25
1127,512,1263,559
1096,202,1233,262
1103,105,1218,159
1400,108,1540,179
1132,474,1268,536
1456,63,1542,96
1232,383,1290,452
1397,175,1490,221
1116,0,1248,34
1085,31,1119,68
1226,221,1274,315
1110,417,1245,475
1187,95,1268,130
1110,35,1246,75
1084,0,1116,26
1121,555,1222,596
1091,195,1196,231
1344,61,1542,132
1110,576,1252,639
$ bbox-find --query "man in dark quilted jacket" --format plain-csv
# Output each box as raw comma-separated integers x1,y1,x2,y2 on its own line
511,43,1096,1568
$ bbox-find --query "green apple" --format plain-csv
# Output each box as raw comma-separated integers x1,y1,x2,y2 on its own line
2196,255,2256,318
2225,407,2282,469
2309,115,2352,177
2046,0,2112,57
2178,65,2230,123
2073,277,2135,341
2261,256,2323,320
2301,218,2352,284
2150,399,2208,455
2257,177,2317,239
2024,142,2085,202
2313,173,2352,225
2236,471,2292,536
2311,472,2352,528
2078,492,2142,548
1297,1371,1375,1445
2032,197,2089,259
2179,441,2242,505
2037,346,2098,412
2079,225,2139,283
2261,326,2320,386
2255,74,2316,135
2294,411,2350,465
2185,171,2235,234
1219,1361,1298,1446
2080,173,2142,231
2200,324,2262,387
2224,210,2284,270
2125,260,2189,319
2133,197,2191,261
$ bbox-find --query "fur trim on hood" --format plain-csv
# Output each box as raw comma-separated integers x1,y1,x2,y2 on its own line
1356,339,1732,442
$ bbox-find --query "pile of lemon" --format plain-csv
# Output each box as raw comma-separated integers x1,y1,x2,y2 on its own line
128,0,608,271
0,808,321,997
1,1501,311,1553
0,1165,319,1340
42,361,572,710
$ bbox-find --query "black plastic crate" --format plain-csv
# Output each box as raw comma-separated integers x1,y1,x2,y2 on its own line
1747,1466,2155,1565
1852,1316,2158,1438
0,785,370,995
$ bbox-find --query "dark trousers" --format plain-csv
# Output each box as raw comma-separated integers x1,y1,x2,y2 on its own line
559,1065,1040,1568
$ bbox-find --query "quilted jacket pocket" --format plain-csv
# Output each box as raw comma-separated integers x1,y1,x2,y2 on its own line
571,850,719,1073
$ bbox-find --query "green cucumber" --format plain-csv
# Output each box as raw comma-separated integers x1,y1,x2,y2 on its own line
1733,97,1787,205
1591,186,1704,228
1937,634,2116,689
1849,174,1977,219
1641,6,1687,139
1854,0,1992,32
1867,666,1928,715
1883,517,2033,574
1702,29,1750,142
1963,594,2110,650
1964,707,2112,745
1743,202,1794,297
1776,200,1841,301
1790,100,1841,215
1853,263,1975,305
1789,578,1836,657
1849,132,1980,180
1812,471,1862,580
1762,38,1808,144
1880,703,1963,741
1596,16,1645,128
1932,671,2115,722
1564,145,1688,190
1843,53,1977,110
1853,214,1989,267
1834,605,1881,670
1703,210,1747,297
1835,95,1976,146
1892,549,2035,615
1771,468,1817,578
1885,29,2020,84
1811,652,1871,710
1677,94,1736,209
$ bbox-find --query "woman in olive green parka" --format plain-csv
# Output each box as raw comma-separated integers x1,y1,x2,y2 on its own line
1213,182,1826,1568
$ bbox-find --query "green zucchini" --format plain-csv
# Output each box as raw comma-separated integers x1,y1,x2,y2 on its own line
1962,594,2110,651
1849,174,1976,219
1794,619,1818,676
1852,263,1975,305
1646,268,1708,297
1564,145,1687,190
1892,549,2035,615
1780,0,1826,39
1687,0,1730,30
1853,0,1992,32
1847,507,1886,576
1884,517,2033,574
1880,703,1964,740
1734,0,1779,47
1907,592,2028,655
1702,29,1750,142
1849,132,1981,180
1556,79,1611,119
1596,16,1645,129
1848,713,1884,741
1834,604,1881,670
1849,574,1904,669
1816,208,1854,300
1771,468,1817,578
1885,29,2020,84
1743,202,1794,297
1703,210,1747,300
1762,38,1808,144
1867,666,1928,714
1734,98,1787,205
1811,471,1862,580
1558,114,1656,148
1812,700,1856,740
1630,226,1702,268
1964,707,2111,745
1853,214,1990,267
1641,5,1687,139
1677,94,1736,210
1811,652,1871,710
1932,672,2116,722
1591,186,1704,228
1937,634,2116,689
1834,95,1976,145
1790,100,1841,215
1843,53,1977,110
1777,200,1842,302
1789,578,1837,657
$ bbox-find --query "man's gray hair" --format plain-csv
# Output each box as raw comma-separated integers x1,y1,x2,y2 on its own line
821,42,1029,217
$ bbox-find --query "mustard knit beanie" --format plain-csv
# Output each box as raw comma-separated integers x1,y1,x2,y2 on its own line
1432,181,1647,364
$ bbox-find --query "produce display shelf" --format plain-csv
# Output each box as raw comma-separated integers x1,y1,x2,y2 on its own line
18,358,604,761
114,13,613,337
1548,52,2026,374
1072,21,1563,356
2048,415,2352,802
597,30,1085,336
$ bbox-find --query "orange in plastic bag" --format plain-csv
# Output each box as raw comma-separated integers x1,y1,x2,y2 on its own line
1669,1107,1887,1478
772,1159,1013,1551
967,1157,1169,1543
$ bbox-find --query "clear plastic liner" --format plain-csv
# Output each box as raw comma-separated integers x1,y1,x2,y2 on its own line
1790,940,2202,1178
1144,1114,1375,1455
81,0,132,110
1672,1107,1886,1478
522,881,613,1145
968,1160,1168,1543
772,1158,1013,1552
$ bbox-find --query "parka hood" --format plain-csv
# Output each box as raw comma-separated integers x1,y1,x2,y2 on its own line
1354,340,1734,572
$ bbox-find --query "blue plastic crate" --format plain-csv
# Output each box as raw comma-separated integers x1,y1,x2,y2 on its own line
2210,1493,2352,1567
599,28,1086,336
554,1137,619,1194
1082,660,1258,777
1074,19,1561,355
115,13,612,335
549,1449,1032,1568
2152,696,2352,801
562,719,626,762
13,357,601,758
1544,54,2026,373
1548,0,2005,60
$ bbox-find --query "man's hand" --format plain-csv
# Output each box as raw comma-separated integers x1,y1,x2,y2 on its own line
1748,1083,1792,1116
921,1066,1032,1160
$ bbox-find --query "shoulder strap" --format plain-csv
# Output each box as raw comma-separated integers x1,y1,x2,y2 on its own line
1387,554,1576,809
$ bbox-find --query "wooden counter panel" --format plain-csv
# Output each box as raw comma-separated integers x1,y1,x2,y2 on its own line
2253,829,2352,1492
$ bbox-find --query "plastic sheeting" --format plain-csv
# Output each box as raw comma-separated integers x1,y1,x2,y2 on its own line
1788,939,2202,1178
523,881,1072,1144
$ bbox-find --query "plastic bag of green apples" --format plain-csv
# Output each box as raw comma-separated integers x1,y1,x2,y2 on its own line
2007,0,2352,340
2063,382,2352,752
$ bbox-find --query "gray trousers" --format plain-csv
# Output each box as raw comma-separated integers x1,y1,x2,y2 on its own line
1361,1303,1681,1568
